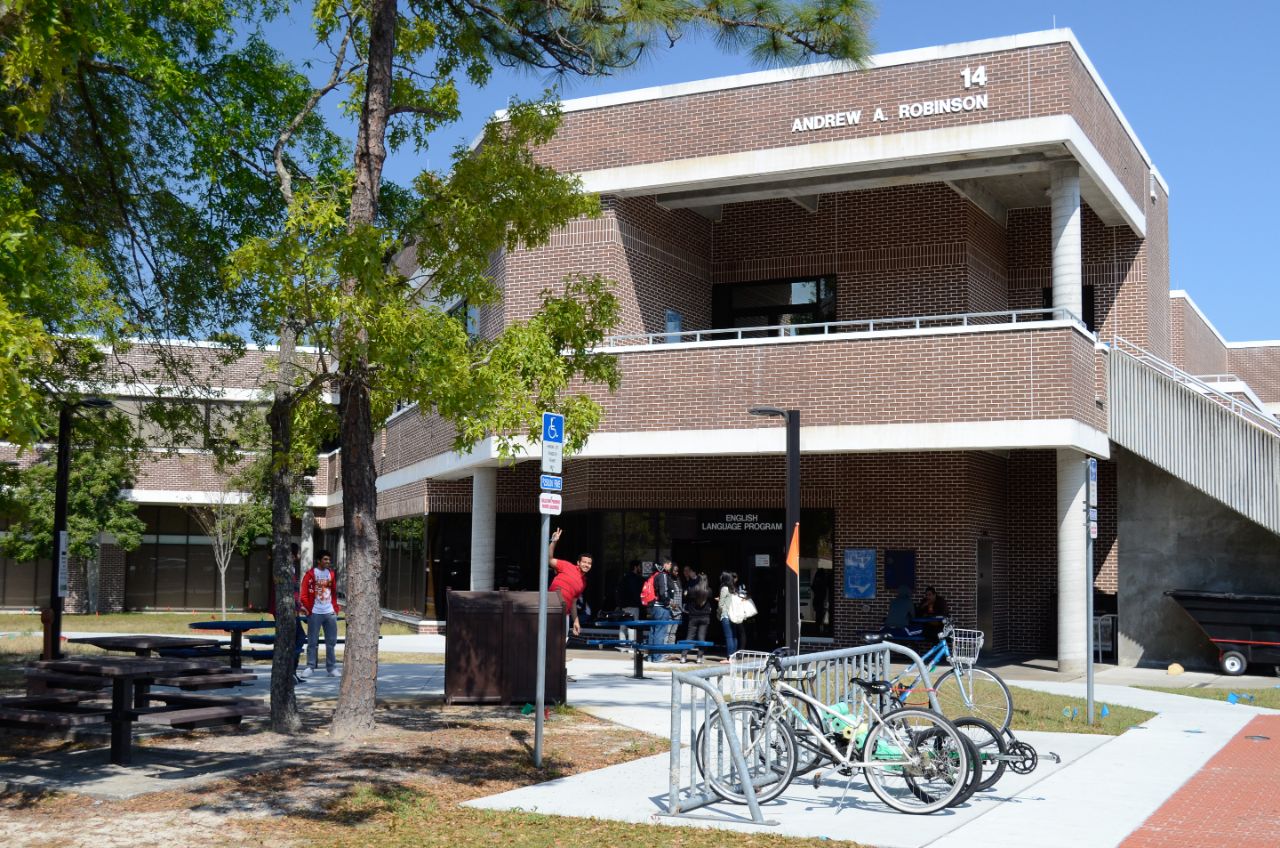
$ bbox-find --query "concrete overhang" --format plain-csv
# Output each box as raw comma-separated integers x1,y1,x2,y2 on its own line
578,115,1145,235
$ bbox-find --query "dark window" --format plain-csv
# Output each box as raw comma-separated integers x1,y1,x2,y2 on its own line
713,277,836,334
448,300,479,340
1041,285,1095,333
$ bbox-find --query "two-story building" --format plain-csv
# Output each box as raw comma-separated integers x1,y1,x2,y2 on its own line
5,29,1277,672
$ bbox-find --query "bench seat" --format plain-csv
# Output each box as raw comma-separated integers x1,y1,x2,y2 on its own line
23,670,112,693
135,702,268,730
145,692,258,708
0,694,110,729
151,672,257,690
156,646,228,659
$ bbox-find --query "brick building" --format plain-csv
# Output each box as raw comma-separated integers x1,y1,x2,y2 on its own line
4,29,1277,670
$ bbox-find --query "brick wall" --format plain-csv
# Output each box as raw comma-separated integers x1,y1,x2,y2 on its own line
1228,346,1280,404
1007,450,1058,653
582,325,1105,433
1170,296,1229,376
535,42,1150,213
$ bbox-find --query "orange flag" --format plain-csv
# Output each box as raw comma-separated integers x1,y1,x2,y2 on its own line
786,522,800,574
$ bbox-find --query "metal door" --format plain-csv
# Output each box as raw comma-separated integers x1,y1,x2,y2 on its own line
977,538,994,647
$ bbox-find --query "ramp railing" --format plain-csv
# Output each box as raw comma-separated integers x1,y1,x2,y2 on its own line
667,642,938,824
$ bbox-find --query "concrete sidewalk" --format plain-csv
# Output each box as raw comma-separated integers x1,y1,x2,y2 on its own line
467,655,1280,848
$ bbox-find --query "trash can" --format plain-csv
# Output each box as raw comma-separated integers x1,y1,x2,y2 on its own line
444,589,567,705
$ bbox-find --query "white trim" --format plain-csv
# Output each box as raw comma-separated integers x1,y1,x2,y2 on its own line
104,383,267,402
120,489,252,505
481,28,1165,191
1265,403,1280,416
577,116,1145,235
375,420,1110,489
308,491,343,508
124,337,319,354
1170,290,1280,348
600,318,1091,354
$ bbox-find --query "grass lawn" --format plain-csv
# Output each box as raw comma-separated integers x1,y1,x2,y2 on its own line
1138,686,1280,710
0,703,867,848
1008,684,1155,734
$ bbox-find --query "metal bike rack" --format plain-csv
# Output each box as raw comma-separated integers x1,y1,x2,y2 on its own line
666,641,939,825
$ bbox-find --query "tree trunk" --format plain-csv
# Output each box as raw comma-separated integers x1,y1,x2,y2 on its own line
330,0,396,740
267,330,301,734
220,566,227,620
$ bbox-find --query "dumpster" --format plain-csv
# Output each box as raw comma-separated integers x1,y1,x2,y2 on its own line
1165,589,1280,676
444,590,567,704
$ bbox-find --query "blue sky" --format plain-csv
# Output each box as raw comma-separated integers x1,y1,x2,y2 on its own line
267,1,1278,341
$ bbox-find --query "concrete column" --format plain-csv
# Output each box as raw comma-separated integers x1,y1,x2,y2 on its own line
1057,448,1088,675
470,466,497,591
1050,161,1083,321
300,508,315,570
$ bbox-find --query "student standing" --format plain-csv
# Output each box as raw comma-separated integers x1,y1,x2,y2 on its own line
299,549,341,678
547,527,593,637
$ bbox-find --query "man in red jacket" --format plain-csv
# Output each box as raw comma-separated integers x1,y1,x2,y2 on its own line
299,550,341,678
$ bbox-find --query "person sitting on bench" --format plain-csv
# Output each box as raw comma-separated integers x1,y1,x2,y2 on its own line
881,585,923,641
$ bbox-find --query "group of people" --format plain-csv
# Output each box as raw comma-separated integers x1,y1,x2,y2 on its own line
546,528,760,664
882,584,950,641
271,544,343,680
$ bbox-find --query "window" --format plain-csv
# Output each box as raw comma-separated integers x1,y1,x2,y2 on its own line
712,277,836,334
448,299,479,340
663,309,683,343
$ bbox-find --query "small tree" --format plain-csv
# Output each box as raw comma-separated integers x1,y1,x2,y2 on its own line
189,485,271,620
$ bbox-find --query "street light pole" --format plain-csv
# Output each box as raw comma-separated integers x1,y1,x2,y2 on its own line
784,409,800,654
749,406,802,654
44,405,72,661
43,397,112,661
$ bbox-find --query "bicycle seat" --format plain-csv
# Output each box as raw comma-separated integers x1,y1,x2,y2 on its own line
863,632,887,644
851,678,893,696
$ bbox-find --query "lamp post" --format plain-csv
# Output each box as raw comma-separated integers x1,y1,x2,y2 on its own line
748,406,800,654
43,397,113,661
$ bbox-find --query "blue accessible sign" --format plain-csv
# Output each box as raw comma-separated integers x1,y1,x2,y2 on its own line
540,474,563,492
541,412,565,476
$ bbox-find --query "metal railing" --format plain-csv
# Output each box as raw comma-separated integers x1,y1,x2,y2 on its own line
602,307,1085,349
1107,341,1280,536
1108,337,1280,437
666,642,939,825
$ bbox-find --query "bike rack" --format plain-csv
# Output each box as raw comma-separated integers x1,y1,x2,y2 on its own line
666,641,939,825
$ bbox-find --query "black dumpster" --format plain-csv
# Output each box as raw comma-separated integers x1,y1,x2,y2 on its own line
1165,589,1280,676
444,590,567,704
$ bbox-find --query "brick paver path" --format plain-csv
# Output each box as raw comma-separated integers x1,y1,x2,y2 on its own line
1121,715,1280,848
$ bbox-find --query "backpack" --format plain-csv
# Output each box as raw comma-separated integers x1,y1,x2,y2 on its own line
640,572,660,606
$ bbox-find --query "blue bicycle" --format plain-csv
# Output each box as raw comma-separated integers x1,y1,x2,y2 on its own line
871,619,1013,733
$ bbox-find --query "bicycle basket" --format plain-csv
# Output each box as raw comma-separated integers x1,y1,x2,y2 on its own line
948,628,984,665
723,650,771,700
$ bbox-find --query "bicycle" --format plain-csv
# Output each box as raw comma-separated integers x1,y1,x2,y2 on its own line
695,652,971,814
871,619,1013,732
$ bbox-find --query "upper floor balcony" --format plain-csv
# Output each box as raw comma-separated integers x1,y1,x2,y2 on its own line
375,306,1110,491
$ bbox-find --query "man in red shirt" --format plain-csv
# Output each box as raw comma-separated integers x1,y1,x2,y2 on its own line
548,527,592,637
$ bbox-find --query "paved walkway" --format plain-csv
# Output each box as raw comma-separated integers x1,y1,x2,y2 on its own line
1120,715,1280,848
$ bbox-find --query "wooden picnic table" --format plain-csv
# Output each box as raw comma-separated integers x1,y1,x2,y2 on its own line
67,634,223,657
28,655,259,766
187,620,276,669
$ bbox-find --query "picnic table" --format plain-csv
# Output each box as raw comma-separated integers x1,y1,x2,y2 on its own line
187,619,277,669
18,656,264,766
68,634,222,657
587,620,713,680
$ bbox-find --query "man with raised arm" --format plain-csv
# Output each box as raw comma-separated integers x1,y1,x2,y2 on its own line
548,527,592,638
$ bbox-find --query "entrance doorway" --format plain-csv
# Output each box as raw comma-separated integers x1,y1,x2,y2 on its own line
977,538,994,647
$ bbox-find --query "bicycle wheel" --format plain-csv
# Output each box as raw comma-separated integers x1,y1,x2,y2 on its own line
913,724,981,806
695,702,798,805
862,708,967,814
779,693,833,775
933,667,1013,732
953,716,1008,792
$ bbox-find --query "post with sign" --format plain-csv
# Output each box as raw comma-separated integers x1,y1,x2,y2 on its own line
535,412,564,768
1085,456,1097,725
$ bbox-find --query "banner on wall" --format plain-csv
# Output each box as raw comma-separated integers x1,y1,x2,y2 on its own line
843,548,876,599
